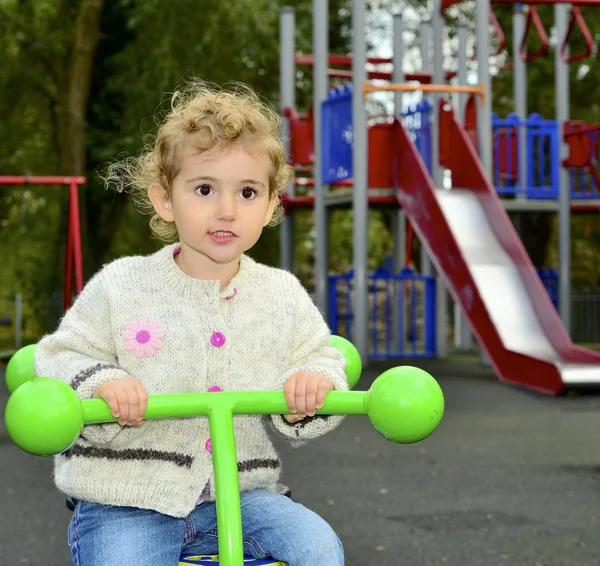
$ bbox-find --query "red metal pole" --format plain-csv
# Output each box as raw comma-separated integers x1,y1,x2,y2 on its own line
0,176,87,310
64,196,74,311
0,176,86,185
492,0,600,5
444,0,600,9
69,180,84,295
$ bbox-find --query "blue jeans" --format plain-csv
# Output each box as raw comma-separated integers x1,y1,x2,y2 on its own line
68,489,344,565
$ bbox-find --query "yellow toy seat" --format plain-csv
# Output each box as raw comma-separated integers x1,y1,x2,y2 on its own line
179,555,285,565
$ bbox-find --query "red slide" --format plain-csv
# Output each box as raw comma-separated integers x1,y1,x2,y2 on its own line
392,102,600,395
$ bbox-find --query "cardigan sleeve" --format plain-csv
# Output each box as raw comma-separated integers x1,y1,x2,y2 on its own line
34,267,133,446
269,275,349,445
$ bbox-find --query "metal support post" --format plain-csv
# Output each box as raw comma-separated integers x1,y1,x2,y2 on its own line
392,13,406,272
476,0,493,178
419,20,433,277
457,21,468,121
513,2,528,242
476,0,493,365
455,18,473,350
279,7,295,272
352,0,369,363
555,3,571,334
312,0,329,316
432,0,447,358
15,293,23,350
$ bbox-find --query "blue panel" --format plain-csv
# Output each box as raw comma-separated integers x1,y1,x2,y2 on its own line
328,263,437,359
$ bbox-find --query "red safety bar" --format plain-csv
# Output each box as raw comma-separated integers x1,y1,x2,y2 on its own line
441,0,462,10
492,1,600,6
0,176,85,310
327,69,459,82
463,95,479,151
494,127,519,182
462,100,520,183
520,6,549,62
563,121,600,164
295,54,392,67
561,7,593,62
295,54,457,83
328,69,394,81
562,121,600,193
444,1,600,12
489,6,507,57
0,176,86,185
283,107,314,166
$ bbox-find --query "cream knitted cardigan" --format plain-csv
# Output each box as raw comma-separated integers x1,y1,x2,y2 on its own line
34,243,348,518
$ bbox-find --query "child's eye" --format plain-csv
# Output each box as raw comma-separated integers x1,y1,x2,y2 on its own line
195,184,213,196
240,187,257,200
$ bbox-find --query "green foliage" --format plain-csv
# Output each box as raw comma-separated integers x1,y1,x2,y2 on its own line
0,0,354,331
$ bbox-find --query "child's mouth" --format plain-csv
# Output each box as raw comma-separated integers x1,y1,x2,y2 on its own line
209,231,237,243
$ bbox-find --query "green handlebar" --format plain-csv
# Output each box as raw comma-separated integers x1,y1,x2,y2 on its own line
5,366,443,457
4,339,444,566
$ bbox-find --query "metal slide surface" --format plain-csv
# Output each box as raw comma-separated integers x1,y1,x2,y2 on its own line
392,104,600,395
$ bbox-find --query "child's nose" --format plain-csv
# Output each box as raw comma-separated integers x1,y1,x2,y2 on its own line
216,194,236,220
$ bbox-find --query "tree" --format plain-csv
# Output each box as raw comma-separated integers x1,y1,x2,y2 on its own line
0,0,355,323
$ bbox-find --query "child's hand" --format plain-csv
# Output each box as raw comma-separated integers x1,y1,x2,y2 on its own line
283,372,333,423
93,379,148,426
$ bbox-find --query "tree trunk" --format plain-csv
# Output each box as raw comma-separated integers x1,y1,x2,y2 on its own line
61,0,105,175
55,0,104,283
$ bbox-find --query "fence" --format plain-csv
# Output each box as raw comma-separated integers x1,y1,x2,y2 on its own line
537,268,600,345
328,267,436,358
0,293,62,353
572,288,600,345
492,113,560,199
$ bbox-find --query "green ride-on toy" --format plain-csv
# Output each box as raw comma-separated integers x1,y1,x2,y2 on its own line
4,336,444,566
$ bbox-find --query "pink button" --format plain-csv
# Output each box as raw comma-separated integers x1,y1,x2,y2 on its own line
208,385,223,392
226,288,238,301
210,332,226,347
205,438,212,453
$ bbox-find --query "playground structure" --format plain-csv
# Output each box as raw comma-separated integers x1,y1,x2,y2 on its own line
0,177,85,358
279,0,600,395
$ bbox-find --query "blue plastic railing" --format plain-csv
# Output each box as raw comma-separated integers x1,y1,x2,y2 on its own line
328,266,436,359
321,85,354,184
320,86,432,184
492,113,560,199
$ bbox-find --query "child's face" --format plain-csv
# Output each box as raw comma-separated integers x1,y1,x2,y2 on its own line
150,146,277,268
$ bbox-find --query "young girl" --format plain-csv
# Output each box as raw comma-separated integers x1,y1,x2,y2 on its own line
34,80,348,566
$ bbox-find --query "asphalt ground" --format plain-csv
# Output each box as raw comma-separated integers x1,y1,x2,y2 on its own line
2,357,600,566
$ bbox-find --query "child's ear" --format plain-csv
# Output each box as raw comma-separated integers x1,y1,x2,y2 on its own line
263,193,279,226
148,183,173,220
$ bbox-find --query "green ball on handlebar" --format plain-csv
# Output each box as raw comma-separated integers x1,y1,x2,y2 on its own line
329,335,362,389
365,366,444,444
5,377,83,456
5,344,38,393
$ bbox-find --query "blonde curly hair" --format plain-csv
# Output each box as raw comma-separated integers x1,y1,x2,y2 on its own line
102,80,293,242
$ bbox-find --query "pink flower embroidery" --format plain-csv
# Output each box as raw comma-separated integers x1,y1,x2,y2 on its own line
122,316,165,358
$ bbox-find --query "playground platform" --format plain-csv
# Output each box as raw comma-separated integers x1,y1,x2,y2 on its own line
2,358,600,566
